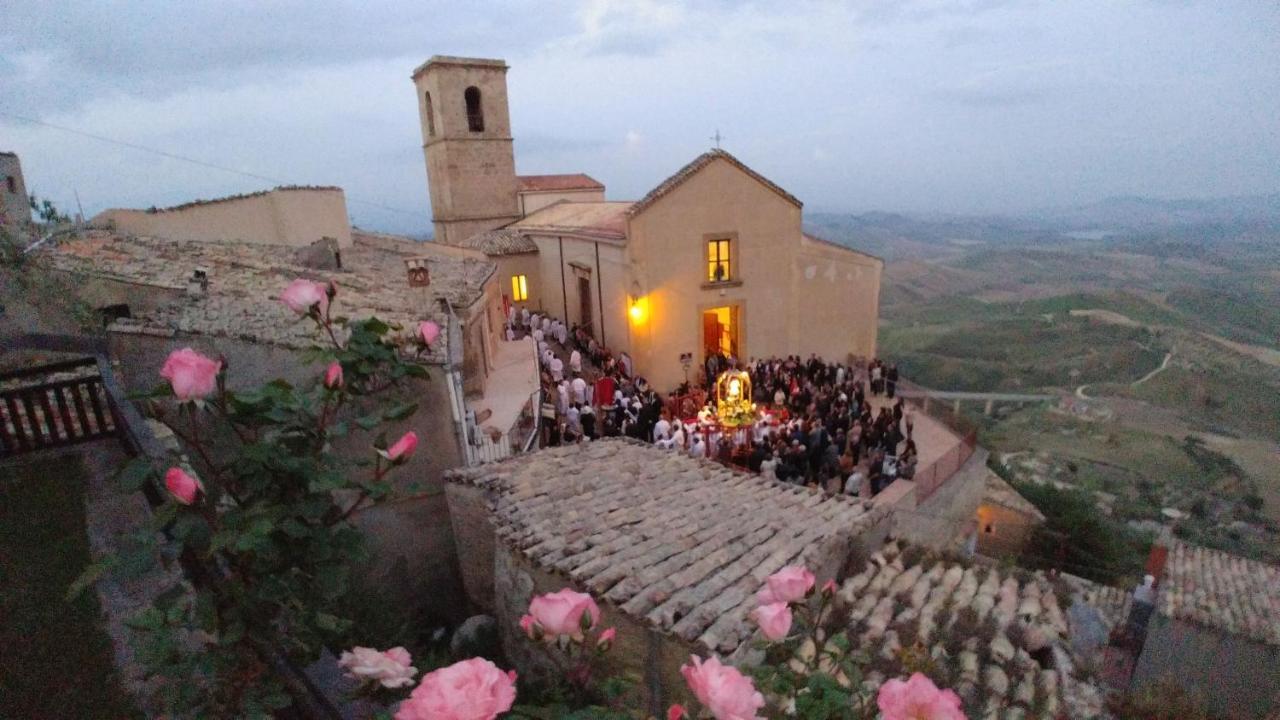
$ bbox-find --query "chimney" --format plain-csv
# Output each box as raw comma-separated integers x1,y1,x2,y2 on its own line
405,258,430,287
187,267,209,298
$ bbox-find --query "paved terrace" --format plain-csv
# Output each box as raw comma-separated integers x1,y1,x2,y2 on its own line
446,438,889,655
43,231,495,361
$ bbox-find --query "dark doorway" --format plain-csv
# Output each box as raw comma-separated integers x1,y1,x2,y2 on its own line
578,276,593,336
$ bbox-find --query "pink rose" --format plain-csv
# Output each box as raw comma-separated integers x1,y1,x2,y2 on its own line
338,646,417,689
384,431,418,462
160,347,221,401
668,705,687,720
164,467,203,505
519,614,538,640
756,565,815,605
280,278,329,315
528,588,601,639
753,602,793,641
324,361,344,389
877,673,966,720
680,655,766,720
822,579,837,596
419,320,441,346
597,626,616,651
395,657,517,720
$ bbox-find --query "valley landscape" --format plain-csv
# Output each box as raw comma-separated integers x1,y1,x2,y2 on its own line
811,196,1280,569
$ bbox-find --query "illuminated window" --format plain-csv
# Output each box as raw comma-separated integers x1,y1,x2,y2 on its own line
511,274,528,302
707,238,731,282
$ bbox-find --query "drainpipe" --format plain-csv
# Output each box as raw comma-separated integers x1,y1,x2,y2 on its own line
558,236,568,321
595,241,605,346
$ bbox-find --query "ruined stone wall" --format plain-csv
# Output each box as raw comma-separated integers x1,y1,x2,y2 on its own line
1,152,31,224
95,187,352,248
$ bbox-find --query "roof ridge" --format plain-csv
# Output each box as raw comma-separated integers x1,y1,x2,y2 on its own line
627,148,802,218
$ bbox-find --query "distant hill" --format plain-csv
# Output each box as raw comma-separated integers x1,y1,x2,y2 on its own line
1031,193,1280,231
805,193,1280,260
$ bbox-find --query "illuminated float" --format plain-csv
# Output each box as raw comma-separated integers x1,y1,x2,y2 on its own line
713,369,758,428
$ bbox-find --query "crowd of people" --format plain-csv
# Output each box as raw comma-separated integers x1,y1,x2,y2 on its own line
508,309,920,499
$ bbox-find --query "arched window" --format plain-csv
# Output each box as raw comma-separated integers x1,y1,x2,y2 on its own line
464,86,484,132
424,92,436,136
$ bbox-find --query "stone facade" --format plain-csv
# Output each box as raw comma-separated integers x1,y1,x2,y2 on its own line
413,56,520,245
891,447,990,553
1,151,31,224
94,186,352,248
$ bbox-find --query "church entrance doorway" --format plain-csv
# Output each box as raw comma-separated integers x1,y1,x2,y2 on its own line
702,305,739,361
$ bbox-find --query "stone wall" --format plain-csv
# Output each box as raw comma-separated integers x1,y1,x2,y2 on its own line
891,447,989,552
105,328,471,621
493,547,699,717
1,152,31,224
94,187,352,248
445,482,497,610
1131,615,1280,718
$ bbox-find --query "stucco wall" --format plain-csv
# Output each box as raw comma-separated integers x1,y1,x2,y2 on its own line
518,188,606,216
492,253,543,320
891,448,989,552
104,328,471,621
528,233,629,351
95,187,352,248
793,234,881,364
1131,615,1280,718
626,157,882,391
975,502,1037,559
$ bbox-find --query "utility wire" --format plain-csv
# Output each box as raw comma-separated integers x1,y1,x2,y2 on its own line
0,112,428,219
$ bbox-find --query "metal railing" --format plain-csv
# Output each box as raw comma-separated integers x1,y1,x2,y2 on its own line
894,377,982,505
911,428,978,505
0,356,117,457
0,333,343,719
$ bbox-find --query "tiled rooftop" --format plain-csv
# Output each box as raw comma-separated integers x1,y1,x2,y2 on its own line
460,227,538,256
1159,540,1280,645
838,542,1107,718
508,201,632,240
445,438,886,654
517,174,604,193
44,231,494,360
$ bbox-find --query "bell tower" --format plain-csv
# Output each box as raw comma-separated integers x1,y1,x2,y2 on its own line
411,56,520,245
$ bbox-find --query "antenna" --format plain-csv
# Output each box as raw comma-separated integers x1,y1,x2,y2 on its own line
711,129,724,149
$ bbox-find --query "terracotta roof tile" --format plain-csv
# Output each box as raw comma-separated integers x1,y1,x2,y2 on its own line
517,174,604,193
445,438,885,655
460,227,538,256
1159,540,1280,645
508,201,632,240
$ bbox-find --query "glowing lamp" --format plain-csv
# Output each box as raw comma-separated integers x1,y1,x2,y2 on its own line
628,296,647,323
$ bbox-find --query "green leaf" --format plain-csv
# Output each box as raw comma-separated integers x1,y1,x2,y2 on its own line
115,456,156,492
403,363,430,379
354,412,381,431
66,559,116,601
382,402,418,422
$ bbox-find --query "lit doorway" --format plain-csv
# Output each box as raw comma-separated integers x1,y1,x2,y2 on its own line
702,305,739,360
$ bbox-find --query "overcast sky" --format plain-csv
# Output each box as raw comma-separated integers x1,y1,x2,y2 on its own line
2,0,1278,235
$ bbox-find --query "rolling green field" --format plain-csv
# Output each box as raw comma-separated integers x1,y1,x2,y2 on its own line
873,235,1280,567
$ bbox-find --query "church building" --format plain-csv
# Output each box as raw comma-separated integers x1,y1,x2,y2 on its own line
411,55,883,391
